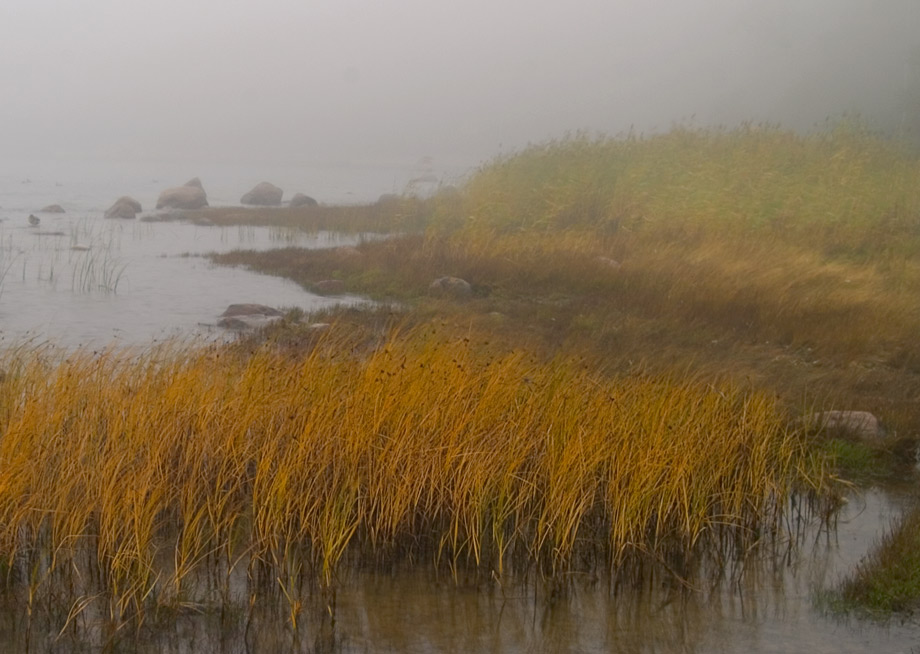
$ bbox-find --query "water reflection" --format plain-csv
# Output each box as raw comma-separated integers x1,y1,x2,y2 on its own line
0,490,916,653
0,212,366,347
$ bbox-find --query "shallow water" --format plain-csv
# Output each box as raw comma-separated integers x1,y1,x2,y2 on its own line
0,215,364,347
0,156,468,347
323,490,919,654
2,489,916,653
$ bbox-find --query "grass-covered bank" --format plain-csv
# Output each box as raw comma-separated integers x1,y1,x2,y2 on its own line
837,504,920,616
212,125,920,436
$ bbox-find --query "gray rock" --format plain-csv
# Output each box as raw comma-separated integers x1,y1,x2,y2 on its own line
184,177,204,190
241,182,283,206
104,196,142,219
312,279,346,295
429,276,472,298
289,193,318,208
157,184,208,210
40,204,65,213
807,410,886,440
221,303,285,318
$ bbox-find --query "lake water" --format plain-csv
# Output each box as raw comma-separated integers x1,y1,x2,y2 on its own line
0,157,469,347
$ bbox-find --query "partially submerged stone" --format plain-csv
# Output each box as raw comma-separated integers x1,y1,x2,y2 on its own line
221,304,285,318
157,179,208,210
40,204,65,213
104,196,142,219
289,193,318,208
241,182,283,206
217,304,285,331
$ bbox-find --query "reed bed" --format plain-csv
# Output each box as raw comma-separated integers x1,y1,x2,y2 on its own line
449,123,920,251
0,327,823,628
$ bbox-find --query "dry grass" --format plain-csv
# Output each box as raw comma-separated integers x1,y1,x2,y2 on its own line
0,327,823,628
211,124,920,435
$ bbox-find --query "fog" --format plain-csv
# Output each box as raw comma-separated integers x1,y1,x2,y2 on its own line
2,0,918,169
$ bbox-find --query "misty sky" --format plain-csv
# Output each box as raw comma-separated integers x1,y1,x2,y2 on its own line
2,0,918,168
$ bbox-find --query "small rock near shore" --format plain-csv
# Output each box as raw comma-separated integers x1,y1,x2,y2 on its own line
290,193,318,208
220,304,285,318
429,276,472,298
241,182,283,206
40,204,65,213
157,179,208,210
104,196,142,219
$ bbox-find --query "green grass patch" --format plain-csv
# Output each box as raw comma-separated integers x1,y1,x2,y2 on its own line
822,438,891,483
838,507,920,616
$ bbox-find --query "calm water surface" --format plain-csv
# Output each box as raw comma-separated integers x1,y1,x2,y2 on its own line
322,490,919,654
0,160,412,347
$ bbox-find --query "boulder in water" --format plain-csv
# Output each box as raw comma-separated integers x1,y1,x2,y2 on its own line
220,304,285,318
217,303,285,331
104,196,142,219
241,182,283,206
289,193,318,208
156,179,208,210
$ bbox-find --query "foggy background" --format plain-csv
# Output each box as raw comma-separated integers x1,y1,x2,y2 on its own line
2,0,919,171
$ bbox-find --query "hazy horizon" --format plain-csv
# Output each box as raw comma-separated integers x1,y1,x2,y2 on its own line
2,0,918,169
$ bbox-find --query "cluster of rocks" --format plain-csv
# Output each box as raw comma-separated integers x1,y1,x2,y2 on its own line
93,178,320,220
239,182,317,208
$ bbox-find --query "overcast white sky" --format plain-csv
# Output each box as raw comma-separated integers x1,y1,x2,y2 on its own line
1,0,918,168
